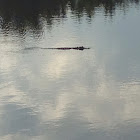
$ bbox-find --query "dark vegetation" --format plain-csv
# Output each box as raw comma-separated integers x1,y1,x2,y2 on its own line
0,0,139,32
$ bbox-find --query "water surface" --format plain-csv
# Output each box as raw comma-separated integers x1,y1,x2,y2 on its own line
0,0,140,139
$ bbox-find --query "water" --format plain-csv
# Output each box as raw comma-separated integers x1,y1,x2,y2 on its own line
0,0,140,139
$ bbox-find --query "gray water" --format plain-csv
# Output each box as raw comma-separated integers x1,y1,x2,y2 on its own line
0,0,140,139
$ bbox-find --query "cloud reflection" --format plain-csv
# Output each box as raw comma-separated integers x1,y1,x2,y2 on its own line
0,1,140,139
0,43,140,139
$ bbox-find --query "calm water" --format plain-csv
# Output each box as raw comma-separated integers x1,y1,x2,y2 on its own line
0,0,140,139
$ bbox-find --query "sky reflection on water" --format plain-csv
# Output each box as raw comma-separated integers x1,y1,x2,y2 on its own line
0,0,140,140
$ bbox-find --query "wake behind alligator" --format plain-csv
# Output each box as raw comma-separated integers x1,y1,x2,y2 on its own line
24,46,90,51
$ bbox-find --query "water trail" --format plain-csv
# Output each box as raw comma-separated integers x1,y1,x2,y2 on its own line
23,46,90,51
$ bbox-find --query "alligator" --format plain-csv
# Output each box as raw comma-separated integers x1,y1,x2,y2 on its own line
41,46,90,51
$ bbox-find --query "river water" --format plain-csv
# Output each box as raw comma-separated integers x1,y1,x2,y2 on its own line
0,0,140,139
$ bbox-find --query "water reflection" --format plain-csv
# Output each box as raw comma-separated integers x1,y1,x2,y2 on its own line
0,0,139,34
0,48,140,139
0,0,140,140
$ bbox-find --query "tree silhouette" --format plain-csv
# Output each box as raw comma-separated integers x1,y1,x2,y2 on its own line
0,0,139,33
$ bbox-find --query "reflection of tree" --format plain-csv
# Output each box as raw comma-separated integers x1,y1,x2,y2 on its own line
70,0,139,17
0,0,139,33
